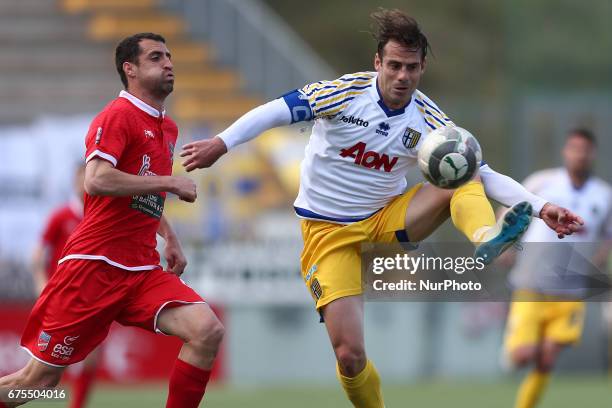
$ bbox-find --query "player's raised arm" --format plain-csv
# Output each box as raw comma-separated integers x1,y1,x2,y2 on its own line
478,163,584,237
85,158,197,202
180,72,371,171
180,95,300,171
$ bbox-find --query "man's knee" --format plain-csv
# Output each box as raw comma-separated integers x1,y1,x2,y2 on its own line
335,343,366,377
185,311,225,351
536,342,563,372
510,346,537,368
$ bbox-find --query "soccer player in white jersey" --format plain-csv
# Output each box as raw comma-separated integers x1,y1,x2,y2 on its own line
502,129,611,408
181,9,582,407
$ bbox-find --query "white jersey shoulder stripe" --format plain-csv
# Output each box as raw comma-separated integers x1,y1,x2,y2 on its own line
301,72,375,118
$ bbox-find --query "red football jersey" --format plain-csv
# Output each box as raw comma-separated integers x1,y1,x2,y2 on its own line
60,91,178,270
41,201,83,278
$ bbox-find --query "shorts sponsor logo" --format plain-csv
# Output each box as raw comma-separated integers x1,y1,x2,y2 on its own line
402,127,421,149
310,278,322,300
38,331,51,352
63,335,79,346
51,343,75,360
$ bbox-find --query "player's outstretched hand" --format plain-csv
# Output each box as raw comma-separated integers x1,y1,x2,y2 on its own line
170,176,197,202
180,136,228,172
164,238,187,276
539,202,584,239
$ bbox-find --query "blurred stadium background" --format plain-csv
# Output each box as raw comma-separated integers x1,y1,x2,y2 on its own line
0,0,610,407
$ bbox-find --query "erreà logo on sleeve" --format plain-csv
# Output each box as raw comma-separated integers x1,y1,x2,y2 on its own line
339,142,398,172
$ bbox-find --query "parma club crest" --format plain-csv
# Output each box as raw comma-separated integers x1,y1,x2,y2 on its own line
402,127,421,149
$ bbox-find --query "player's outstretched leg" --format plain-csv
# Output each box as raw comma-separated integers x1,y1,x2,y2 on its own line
0,359,64,407
404,179,499,244
509,341,563,408
156,303,225,408
323,295,384,408
474,201,533,264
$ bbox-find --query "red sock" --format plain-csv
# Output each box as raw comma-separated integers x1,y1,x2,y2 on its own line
166,359,211,408
69,368,96,408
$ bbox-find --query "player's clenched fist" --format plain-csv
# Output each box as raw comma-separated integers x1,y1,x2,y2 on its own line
170,176,197,202
180,136,228,172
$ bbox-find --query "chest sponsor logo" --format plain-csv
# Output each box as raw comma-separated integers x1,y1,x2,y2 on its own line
137,154,157,177
339,115,369,128
339,141,398,173
402,127,421,148
376,122,390,136
132,154,164,218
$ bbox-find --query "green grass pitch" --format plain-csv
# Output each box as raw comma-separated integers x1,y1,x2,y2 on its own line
33,376,610,407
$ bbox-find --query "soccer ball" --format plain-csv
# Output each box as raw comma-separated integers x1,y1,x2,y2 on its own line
417,127,482,189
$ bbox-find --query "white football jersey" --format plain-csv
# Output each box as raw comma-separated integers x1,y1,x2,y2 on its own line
292,71,453,222
510,167,612,296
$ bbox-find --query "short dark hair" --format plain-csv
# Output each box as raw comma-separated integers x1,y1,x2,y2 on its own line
115,32,166,88
567,128,597,145
370,8,430,60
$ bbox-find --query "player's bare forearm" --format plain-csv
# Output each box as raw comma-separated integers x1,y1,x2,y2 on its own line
85,159,197,202
158,215,178,243
180,98,293,172
158,216,187,275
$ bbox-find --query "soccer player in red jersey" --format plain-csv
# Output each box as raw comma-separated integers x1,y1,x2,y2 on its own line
32,165,85,295
32,165,101,408
0,33,224,408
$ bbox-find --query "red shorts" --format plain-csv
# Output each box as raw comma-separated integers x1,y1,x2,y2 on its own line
21,259,204,367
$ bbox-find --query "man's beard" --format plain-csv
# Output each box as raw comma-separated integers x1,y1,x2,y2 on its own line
154,80,174,98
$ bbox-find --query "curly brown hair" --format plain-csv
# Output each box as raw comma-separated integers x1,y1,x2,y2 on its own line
370,8,430,61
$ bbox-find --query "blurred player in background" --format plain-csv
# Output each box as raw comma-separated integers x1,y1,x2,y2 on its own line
31,165,99,408
0,33,224,408
181,9,582,408
32,165,85,296
502,129,612,408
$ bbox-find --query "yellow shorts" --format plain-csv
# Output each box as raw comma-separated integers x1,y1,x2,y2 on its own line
504,291,585,352
300,183,422,311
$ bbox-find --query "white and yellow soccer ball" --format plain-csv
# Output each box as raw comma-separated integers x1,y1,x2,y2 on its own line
417,126,482,189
